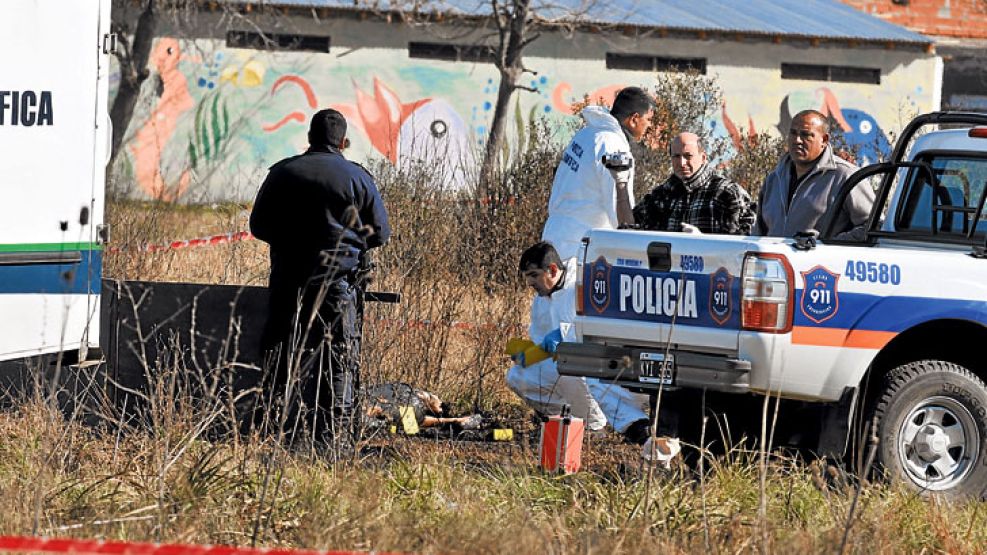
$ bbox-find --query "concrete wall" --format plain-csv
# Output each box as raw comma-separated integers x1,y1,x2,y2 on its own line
109,4,941,202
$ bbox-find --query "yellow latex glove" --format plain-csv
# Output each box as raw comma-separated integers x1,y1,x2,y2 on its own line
504,337,551,367
504,338,532,357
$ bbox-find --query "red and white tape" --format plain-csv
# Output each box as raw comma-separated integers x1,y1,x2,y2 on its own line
106,231,255,254
0,535,400,555
103,233,526,333
369,317,524,333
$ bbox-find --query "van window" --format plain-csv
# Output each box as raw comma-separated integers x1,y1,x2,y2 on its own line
897,155,987,239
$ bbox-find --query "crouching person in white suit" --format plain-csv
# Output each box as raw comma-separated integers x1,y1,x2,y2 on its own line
505,242,606,431
540,86,657,444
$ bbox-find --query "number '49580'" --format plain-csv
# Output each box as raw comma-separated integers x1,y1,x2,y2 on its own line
844,260,901,285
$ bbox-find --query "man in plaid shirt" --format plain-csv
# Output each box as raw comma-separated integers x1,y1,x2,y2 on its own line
633,132,755,234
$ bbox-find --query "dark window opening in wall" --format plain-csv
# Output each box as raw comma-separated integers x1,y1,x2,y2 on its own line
941,51,987,113
606,53,653,71
781,63,881,84
226,31,330,53
606,53,707,74
408,42,497,63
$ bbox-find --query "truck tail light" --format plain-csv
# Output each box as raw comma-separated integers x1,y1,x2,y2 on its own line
969,127,987,139
741,253,794,333
575,237,589,316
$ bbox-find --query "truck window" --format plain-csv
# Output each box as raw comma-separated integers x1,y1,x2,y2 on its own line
896,155,987,239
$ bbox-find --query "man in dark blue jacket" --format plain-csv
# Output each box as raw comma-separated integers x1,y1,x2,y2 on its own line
250,108,391,450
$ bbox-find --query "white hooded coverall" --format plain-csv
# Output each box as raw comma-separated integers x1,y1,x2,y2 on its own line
539,105,651,434
506,258,607,430
541,105,636,262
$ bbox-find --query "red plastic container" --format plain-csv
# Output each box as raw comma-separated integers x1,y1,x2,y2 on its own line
538,413,584,474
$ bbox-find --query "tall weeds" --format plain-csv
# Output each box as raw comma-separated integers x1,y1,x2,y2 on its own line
7,71,981,553
2,390,985,554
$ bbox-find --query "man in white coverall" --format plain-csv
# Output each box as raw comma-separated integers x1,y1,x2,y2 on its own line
542,86,656,261
506,242,606,430
541,87,654,443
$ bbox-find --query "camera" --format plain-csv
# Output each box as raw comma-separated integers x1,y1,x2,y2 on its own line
601,151,633,172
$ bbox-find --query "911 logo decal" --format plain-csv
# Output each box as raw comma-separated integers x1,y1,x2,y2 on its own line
589,256,612,314
709,267,733,325
800,265,840,324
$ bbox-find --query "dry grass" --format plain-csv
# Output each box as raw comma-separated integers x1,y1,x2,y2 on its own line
2,399,986,554
53,185,987,554
104,201,269,285
11,76,983,553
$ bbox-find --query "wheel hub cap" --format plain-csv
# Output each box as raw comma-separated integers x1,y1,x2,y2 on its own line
913,425,950,461
897,396,979,491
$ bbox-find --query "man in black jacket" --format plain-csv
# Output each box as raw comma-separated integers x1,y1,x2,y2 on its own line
250,108,391,448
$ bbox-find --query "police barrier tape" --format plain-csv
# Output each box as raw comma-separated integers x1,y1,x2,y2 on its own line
105,231,255,253
0,535,401,555
103,197,520,254
369,317,524,333
102,232,524,333
103,200,515,255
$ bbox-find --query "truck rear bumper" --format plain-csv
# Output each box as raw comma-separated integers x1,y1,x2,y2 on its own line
557,342,751,394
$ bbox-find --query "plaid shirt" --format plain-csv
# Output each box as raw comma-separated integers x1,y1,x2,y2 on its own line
633,164,755,235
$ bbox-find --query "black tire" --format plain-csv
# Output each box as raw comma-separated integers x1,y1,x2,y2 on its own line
871,360,987,498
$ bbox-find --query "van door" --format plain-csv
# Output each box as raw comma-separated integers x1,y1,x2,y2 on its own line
0,0,108,361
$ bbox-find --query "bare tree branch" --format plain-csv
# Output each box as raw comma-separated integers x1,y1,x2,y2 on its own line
519,32,540,50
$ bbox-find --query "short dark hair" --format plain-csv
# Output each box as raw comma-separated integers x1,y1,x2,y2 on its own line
611,87,655,121
792,109,831,135
518,241,562,275
308,108,347,147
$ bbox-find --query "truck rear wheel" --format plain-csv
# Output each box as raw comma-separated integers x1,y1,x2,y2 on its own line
872,360,987,498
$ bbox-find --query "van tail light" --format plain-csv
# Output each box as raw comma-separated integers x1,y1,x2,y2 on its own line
575,237,589,315
741,252,794,333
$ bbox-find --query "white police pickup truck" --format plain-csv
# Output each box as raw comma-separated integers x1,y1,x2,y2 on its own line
558,112,987,497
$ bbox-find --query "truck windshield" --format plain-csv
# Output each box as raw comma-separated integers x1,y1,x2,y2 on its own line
896,154,987,241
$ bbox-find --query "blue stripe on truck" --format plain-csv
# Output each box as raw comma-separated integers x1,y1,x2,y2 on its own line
0,250,102,295
794,290,987,332
583,262,742,328
582,261,987,333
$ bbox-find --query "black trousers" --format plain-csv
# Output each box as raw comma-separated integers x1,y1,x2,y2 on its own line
258,274,363,442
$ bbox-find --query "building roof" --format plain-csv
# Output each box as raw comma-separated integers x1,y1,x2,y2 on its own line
227,0,932,45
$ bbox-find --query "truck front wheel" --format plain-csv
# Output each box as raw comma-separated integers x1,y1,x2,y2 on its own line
872,360,987,498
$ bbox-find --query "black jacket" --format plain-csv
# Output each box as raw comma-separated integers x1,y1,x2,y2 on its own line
250,146,391,289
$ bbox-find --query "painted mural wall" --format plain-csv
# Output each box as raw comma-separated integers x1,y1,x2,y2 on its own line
110,29,941,202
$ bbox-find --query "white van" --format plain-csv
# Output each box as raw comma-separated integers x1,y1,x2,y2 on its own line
0,0,112,363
